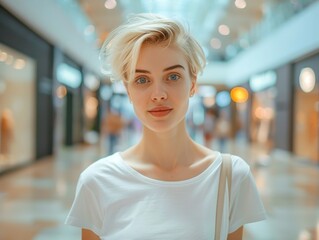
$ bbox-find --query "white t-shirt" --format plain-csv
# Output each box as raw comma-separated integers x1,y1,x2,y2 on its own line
65,152,266,240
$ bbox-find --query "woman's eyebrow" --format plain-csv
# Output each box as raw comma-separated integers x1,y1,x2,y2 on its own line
163,64,185,72
135,64,185,73
135,69,150,73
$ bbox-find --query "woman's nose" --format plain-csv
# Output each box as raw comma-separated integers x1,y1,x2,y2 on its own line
151,84,167,102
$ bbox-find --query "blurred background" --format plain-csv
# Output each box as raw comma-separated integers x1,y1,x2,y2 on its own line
0,0,318,239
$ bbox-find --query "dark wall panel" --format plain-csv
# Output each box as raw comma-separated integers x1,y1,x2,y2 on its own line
275,64,293,151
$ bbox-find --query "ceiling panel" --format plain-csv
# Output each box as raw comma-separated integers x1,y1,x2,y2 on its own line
75,0,273,61
28,0,317,63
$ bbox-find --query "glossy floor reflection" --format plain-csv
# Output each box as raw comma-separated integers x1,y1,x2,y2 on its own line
0,140,318,240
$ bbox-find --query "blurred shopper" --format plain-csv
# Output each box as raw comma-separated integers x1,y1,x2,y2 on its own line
0,109,14,157
102,109,125,154
216,110,231,152
203,108,216,148
66,14,266,240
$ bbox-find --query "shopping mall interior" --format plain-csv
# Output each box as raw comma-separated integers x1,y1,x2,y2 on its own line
0,0,318,239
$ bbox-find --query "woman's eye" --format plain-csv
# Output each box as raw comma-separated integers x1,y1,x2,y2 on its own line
167,74,180,81
135,76,149,84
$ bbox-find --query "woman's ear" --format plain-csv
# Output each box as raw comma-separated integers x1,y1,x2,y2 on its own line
190,77,197,97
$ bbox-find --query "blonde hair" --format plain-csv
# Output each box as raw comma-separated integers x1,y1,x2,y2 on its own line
99,13,206,82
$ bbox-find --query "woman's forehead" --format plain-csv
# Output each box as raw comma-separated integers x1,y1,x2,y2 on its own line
136,44,188,70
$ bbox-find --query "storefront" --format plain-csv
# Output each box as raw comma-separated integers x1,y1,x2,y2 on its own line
249,71,277,151
53,49,84,149
293,53,319,164
0,6,54,174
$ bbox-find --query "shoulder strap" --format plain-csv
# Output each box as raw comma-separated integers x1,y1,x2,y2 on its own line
214,154,232,240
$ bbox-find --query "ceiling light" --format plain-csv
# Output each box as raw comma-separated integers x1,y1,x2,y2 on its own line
104,0,117,9
210,38,222,49
230,87,249,103
299,67,316,93
218,24,230,36
235,0,246,9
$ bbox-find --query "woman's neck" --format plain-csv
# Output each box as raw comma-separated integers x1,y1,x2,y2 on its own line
135,125,197,170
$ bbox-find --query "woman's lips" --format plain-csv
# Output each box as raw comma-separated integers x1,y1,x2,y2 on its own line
148,107,173,117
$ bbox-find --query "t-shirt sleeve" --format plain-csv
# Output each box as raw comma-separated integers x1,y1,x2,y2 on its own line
65,174,103,236
228,162,267,233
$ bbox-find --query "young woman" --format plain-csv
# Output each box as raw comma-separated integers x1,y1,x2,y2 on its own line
66,14,266,240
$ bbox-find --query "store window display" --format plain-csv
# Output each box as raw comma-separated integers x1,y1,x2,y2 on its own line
0,43,36,172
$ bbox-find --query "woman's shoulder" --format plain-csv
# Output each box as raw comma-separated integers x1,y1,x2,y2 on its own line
228,154,253,184
78,153,123,186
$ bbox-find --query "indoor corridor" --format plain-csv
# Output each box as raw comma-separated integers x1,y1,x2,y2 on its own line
1,1,319,239
0,138,318,240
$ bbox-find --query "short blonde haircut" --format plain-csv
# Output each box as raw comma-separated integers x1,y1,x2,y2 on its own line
99,13,206,83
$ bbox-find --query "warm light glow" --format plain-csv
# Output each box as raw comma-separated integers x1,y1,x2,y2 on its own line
235,0,246,9
255,107,274,120
0,50,8,62
104,0,117,9
299,67,316,93
210,38,221,49
298,230,311,240
13,58,26,70
255,107,264,119
218,24,230,36
85,96,99,119
56,85,67,99
203,97,216,108
230,87,249,103
264,107,274,119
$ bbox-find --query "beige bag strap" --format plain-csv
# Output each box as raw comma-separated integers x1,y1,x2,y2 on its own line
214,154,232,240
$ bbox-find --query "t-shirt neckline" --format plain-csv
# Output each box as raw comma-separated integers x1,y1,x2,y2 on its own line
115,152,222,186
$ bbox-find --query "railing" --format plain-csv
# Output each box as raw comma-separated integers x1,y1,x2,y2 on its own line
225,0,318,60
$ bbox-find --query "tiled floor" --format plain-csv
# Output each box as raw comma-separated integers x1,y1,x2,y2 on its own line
0,138,318,240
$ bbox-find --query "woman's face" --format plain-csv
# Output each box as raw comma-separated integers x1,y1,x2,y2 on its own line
125,44,196,133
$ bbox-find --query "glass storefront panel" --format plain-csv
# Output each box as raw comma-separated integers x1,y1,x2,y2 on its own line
293,84,319,163
54,61,83,149
250,87,276,151
0,43,36,171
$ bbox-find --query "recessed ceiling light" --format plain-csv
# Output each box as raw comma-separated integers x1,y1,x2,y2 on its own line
218,24,230,36
299,67,316,93
235,0,246,9
104,0,117,9
210,38,222,49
